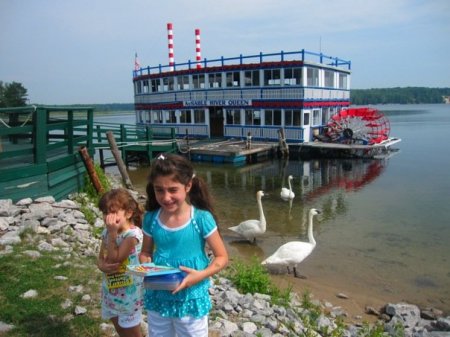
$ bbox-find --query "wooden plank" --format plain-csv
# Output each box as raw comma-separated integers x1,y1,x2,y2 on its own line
48,162,85,188
0,164,47,183
47,153,81,171
0,173,48,202
48,173,85,200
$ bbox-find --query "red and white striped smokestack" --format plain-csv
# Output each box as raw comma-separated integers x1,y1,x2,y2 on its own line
167,23,175,71
195,28,202,69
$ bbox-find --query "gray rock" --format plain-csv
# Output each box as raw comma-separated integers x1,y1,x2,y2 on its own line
0,321,14,333
0,231,21,245
16,198,33,206
21,289,38,298
61,299,72,309
37,241,54,252
74,305,87,315
23,250,41,259
35,196,55,204
0,216,15,230
242,321,258,334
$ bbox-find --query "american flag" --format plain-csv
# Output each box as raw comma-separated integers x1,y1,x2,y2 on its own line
134,52,141,71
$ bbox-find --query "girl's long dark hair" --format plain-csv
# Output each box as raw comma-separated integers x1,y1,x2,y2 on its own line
145,153,217,223
98,188,144,228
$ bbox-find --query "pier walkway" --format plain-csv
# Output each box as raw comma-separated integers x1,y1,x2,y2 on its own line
0,106,177,202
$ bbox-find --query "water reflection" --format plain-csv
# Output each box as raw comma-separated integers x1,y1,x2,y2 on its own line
128,157,390,248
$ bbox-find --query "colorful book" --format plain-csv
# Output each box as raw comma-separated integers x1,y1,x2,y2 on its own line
126,263,181,277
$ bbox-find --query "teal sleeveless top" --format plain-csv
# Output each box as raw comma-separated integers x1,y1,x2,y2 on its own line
142,206,217,318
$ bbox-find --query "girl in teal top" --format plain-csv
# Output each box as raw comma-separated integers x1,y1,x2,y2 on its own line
139,153,228,337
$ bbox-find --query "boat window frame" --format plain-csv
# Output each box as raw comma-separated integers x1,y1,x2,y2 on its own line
225,109,241,125
179,109,192,123
284,109,302,126
338,73,348,89
193,74,206,89
264,69,281,86
208,72,222,88
193,109,206,124
284,68,302,86
225,71,240,87
324,70,334,88
178,75,190,90
306,67,319,87
244,109,261,125
264,109,282,126
244,70,260,87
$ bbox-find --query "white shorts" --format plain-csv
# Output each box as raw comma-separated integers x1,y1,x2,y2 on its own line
102,307,142,328
147,310,208,337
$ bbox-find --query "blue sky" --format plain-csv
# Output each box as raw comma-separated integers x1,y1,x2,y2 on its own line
1,0,449,105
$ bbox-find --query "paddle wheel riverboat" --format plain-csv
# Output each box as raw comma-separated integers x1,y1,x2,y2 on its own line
132,24,400,159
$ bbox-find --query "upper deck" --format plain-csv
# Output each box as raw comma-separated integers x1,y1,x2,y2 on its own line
133,49,351,79
133,50,351,110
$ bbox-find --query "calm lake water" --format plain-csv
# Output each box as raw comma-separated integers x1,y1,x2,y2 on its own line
97,104,450,313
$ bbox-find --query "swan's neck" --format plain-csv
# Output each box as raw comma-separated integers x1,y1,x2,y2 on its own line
307,213,316,245
288,177,292,192
257,196,266,231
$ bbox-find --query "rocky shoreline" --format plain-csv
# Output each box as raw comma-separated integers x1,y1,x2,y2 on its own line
1,194,449,337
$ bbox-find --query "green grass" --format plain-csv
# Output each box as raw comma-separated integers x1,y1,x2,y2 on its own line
0,241,105,337
223,256,292,307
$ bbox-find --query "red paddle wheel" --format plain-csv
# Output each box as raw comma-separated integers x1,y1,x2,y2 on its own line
325,108,391,145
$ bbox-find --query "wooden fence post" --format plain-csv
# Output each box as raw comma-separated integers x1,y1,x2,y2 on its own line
106,131,134,190
79,146,104,195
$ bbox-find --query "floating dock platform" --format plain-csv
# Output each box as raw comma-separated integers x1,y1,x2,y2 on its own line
183,139,278,164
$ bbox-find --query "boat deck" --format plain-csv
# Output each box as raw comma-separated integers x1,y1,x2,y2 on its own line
298,137,402,159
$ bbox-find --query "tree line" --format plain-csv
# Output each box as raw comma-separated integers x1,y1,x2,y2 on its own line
1,81,450,108
350,87,450,105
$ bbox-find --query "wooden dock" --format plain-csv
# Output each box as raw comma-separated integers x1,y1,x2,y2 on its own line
0,106,177,202
183,139,278,164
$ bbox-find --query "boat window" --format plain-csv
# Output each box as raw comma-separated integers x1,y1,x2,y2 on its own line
193,74,205,89
245,109,261,125
178,75,190,90
225,109,241,124
208,73,222,88
312,109,320,125
284,68,302,86
143,80,149,93
338,73,348,89
264,69,281,86
136,81,142,94
322,108,330,125
244,70,260,87
226,72,240,87
264,109,282,126
194,109,205,123
303,112,310,126
151,79,159,92
285,109,301,126
180,110,192,123
162,78,169,91
162,77,174,91
167,110,176,123
152,110,163,123
324,70,334,88
307,68,319,86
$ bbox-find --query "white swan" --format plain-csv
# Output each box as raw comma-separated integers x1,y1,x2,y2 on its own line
261,208,321,277
228,190,266,243
280,175,295,200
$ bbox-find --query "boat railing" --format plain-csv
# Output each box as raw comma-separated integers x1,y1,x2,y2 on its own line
133,49,351,78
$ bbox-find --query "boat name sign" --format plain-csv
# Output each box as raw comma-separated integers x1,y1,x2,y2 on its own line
183,99,252,107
